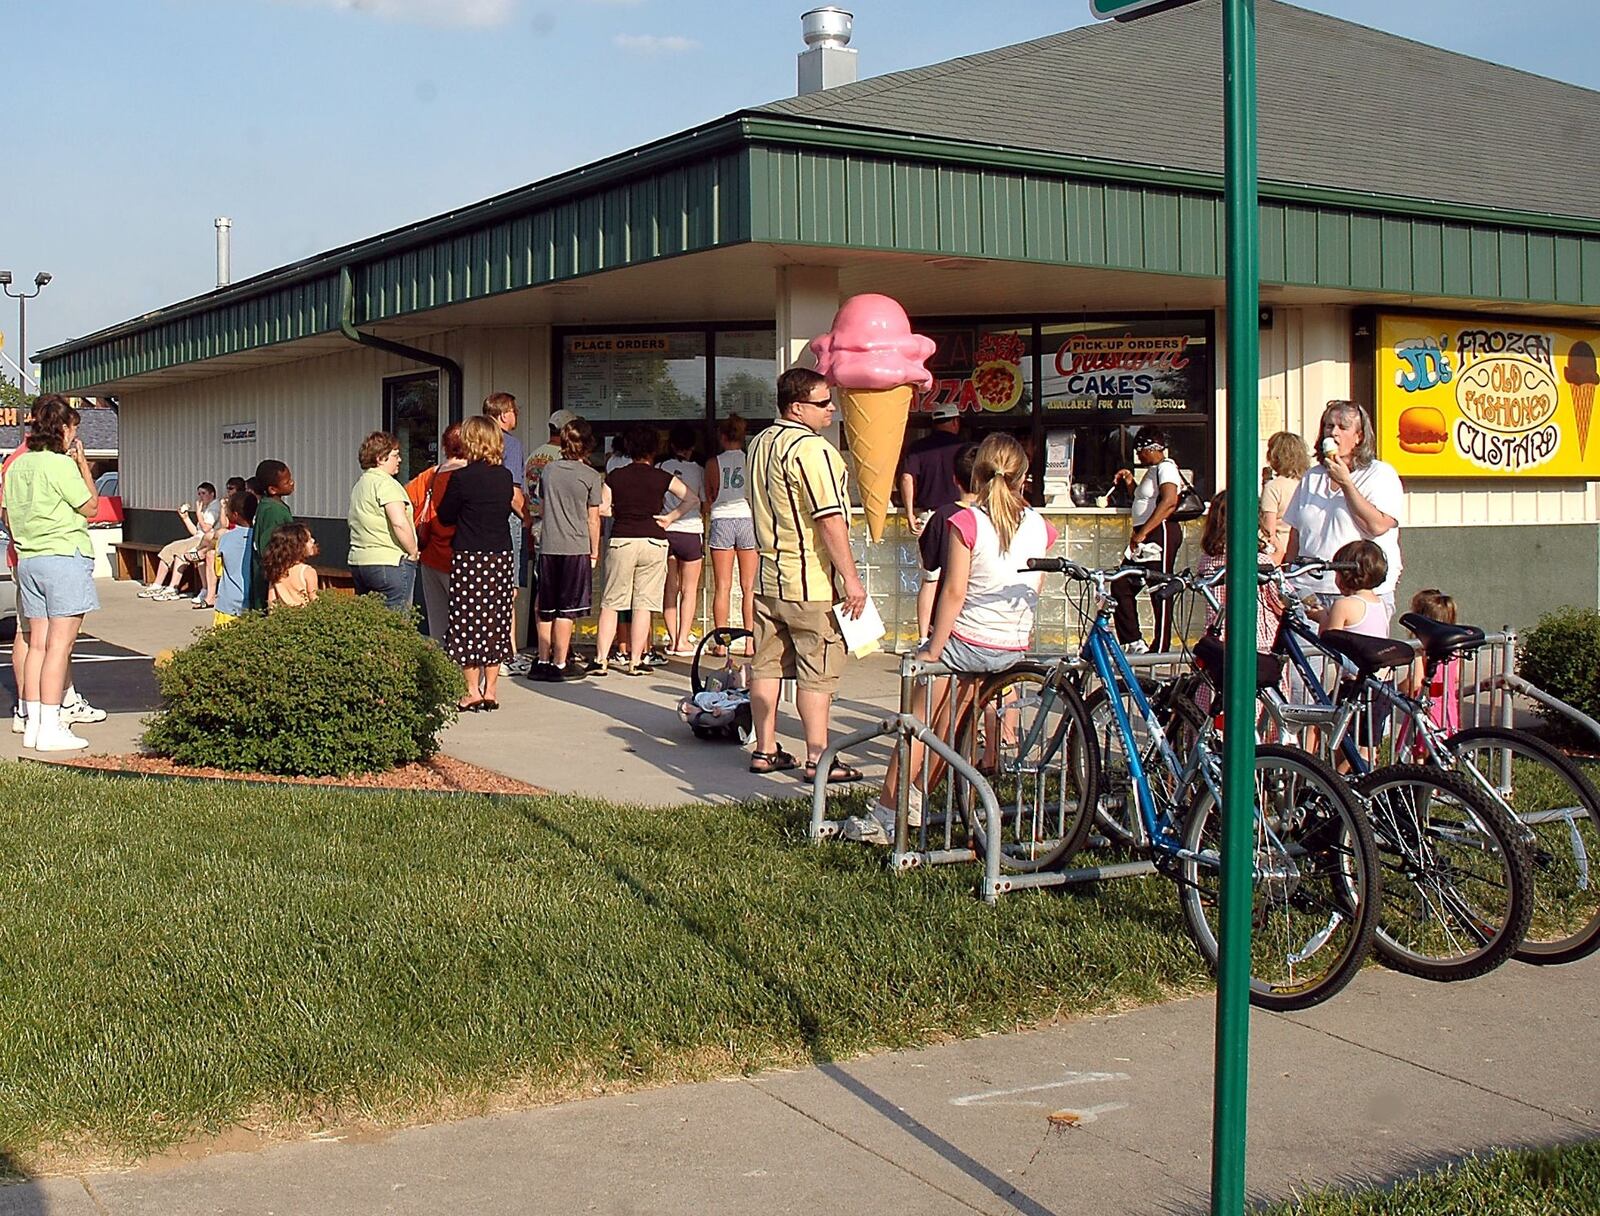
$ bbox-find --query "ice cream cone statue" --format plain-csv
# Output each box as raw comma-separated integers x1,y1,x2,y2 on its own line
808,295,936,541
1565,341,1597,460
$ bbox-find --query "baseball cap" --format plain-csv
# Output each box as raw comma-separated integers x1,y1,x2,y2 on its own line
548,408,578,432
930,402,960,421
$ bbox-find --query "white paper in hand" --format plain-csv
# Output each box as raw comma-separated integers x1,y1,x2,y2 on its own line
834,597,887,658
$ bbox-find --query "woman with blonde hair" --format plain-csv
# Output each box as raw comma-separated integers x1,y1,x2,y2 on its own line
435,415,517,710
848,433,1058,845
1260,430,1309,565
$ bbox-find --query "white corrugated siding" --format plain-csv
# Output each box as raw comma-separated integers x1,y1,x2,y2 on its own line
118,327,552,517
1222,305,1600,527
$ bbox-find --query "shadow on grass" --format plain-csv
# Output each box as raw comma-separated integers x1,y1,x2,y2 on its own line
521,803,1064,1216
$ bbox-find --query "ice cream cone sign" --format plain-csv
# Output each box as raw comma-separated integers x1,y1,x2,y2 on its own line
809,295,936,541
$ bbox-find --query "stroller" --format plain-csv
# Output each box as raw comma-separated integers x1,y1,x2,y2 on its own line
677,628,755,745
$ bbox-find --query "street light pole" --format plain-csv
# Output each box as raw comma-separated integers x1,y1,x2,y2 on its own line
0,271,52,391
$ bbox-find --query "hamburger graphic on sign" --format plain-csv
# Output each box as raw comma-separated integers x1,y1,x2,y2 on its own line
1376,314,1600,478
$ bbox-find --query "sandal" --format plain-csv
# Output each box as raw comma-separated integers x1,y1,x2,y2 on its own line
802,760,864,784
458,699,484,712
748,748,799,775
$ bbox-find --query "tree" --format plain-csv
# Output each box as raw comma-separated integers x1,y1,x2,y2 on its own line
0,373,33,419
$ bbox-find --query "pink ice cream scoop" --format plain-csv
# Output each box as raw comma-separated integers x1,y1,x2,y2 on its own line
808,294,935,390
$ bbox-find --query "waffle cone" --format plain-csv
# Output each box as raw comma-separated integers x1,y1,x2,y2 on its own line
841,386,914,541
1574,383,1594,460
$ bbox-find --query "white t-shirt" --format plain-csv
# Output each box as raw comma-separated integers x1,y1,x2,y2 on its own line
1130,459,1181,527
658,458,705,534
1282,460,1405,596
947,505,1058,651
709,450,752,519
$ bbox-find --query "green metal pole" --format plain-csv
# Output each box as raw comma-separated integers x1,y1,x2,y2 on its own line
1213,1,1259,1214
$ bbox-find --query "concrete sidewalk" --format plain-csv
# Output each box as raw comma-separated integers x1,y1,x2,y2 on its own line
6,579,905,803
4,959,1594,1215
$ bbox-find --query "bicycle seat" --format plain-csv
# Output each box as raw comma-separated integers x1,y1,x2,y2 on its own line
1319,629,1415,676
1398,613,1486,661
1194,635,1284,690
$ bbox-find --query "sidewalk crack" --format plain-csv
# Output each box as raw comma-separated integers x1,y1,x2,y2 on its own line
1276,1016,1600,1130
746,1076,1040,1216
79,1177,112,1216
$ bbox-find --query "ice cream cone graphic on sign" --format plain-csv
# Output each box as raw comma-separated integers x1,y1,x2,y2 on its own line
1565,341,1598,460
808,295,936,540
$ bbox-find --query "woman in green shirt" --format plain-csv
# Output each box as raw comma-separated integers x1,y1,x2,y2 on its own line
347,431,420,612
1,395,100,752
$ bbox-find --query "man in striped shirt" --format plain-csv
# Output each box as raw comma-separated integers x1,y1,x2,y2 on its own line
745,367,868,783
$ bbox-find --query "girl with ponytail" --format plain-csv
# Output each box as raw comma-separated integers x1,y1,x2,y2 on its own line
848,432,1058,845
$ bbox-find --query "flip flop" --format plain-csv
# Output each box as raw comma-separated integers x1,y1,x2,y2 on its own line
748,748,798,774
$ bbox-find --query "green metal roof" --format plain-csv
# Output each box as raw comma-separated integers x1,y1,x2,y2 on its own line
760,0,1600,226
41,0,1600,394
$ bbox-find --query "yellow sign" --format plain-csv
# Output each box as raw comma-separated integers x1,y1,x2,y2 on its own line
1376,314,1598,478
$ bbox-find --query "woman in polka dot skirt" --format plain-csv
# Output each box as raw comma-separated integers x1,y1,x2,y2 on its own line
435,415,521,711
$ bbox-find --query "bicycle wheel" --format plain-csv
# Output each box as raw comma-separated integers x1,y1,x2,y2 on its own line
1447,727,1600,965
1355,764,1534,981
955,664,1099,872
1178,742,1379,1011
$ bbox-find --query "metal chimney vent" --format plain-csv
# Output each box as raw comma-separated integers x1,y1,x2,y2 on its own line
215,217,233,288
798,7,856,95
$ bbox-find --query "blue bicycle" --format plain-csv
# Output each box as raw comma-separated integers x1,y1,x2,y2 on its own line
958,559,1380,1011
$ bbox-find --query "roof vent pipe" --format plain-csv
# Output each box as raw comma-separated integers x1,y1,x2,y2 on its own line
798,7,856,95
215,217,232,288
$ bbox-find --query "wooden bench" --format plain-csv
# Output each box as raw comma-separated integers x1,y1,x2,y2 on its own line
113,542,356,593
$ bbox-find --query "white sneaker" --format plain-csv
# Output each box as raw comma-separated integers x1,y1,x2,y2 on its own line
22,715,38,749
1125,639,1151,656
137,585,162,598
62,693,107,725
501,654,533,677
839,814,890,846
34,723,91,752
11,710,24,735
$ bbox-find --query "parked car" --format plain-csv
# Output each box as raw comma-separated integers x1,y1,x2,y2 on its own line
89,470,123,527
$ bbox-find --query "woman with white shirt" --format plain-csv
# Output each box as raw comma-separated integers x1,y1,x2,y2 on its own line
1283,399,1404,615
703,413,758,657
659,422,707,657
1111,426,1184,653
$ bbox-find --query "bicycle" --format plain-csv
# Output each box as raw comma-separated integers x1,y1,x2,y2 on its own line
958,558,1380,1011
1238,559,1540,981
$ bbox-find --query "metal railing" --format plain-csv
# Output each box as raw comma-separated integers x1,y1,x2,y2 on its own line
809,627,1600,904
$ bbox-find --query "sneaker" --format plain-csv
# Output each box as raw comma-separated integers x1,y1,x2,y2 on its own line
11,709,25,735
839,814,890,846
562,658,590,681
1124,639,1151,656
154,588,184,601
22,715,38,749
137,585,162,598
61,693,107,725
529,661,561,683
34,723,91,752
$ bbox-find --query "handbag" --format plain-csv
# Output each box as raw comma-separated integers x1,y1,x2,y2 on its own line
1170,470,1206,522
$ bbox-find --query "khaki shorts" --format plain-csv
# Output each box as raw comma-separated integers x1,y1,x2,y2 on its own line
600,537,669,613
751,595,844,693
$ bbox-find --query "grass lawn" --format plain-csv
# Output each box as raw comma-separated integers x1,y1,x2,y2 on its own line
1264,1140,1600,1214
0,764,1207,1171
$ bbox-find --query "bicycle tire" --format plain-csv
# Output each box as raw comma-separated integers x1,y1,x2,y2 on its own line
1355,763,1534,982
1446,727,1600,966
1178,741,1380,1012
1083,678,1159,847
954,664,1099,872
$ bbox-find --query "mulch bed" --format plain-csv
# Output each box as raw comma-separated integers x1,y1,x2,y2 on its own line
33,753,546,797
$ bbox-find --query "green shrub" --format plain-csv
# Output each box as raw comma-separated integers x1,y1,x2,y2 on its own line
1517,606,1600,749
143,594,465,776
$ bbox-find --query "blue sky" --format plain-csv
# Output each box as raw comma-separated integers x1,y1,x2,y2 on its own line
4,0,1595,371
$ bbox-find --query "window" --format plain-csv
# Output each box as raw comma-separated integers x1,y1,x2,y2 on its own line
383,372,439,484
714,329,777,420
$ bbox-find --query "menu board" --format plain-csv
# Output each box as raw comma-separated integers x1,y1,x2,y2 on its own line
1376,313,1600,478
1041,320,1211,417
562,333,706,422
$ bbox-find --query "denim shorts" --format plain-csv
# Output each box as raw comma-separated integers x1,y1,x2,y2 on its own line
939,634,1023,675
15,554,100,620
